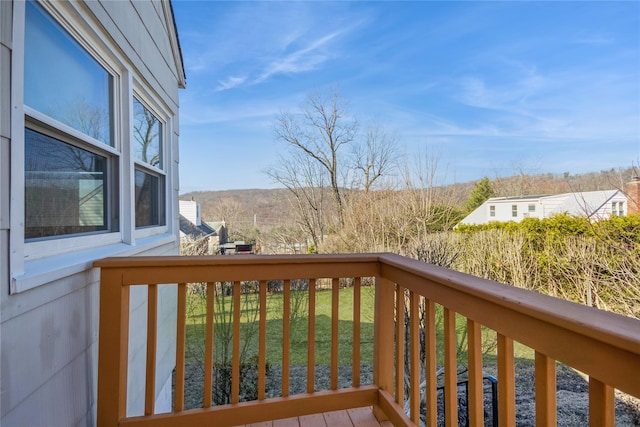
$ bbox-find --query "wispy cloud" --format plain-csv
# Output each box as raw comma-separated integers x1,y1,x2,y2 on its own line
574,34,614,46
216,75,247,92
255,30,344,84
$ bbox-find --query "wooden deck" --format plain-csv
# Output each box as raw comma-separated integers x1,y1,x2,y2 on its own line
96,254,640,427
234,407,392,427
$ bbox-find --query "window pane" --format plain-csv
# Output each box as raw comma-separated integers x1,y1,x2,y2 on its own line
24,1,113,145
25,129,108,239
135,169,165,227
133,98,162,168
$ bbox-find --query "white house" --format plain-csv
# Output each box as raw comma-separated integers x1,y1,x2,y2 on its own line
1,1,185,425
460,190,628,226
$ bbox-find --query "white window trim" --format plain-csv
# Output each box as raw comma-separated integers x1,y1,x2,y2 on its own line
10,1,177,293
132,86,171,238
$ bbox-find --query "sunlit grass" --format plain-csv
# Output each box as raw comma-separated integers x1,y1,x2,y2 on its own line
184,286,535,368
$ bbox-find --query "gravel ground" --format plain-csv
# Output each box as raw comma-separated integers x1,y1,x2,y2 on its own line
182,363,640,426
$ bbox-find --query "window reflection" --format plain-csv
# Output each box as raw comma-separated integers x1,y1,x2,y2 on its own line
135,169,164,227
25,129,108,239
24,1,113,145
133,98,162,168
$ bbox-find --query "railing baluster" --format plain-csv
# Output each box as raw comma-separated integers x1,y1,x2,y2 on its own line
535,351,556,427
353,277,361,388
283,279,291,397
444,308,458,427
497,334,515,427
468,319,483,427
409,291,420,424
174,283,187,412
231,281,241,404
307,278,316,393
425,299,437,427
203,282,214,408
258,280,267,400
589,377,614,427
331,278,340,390
395,285,405,405
144,284,158,415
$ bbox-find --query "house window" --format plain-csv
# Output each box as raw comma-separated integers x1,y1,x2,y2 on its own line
25,129,109,239
24,1,113,146
133,98,165,228
528,204,536,213
23,1,117,240
135,170,164,227
612,201,625,217
512,205,518,217
489,205,495,217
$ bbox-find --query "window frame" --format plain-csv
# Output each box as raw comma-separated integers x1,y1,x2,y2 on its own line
131,90,169,236
15,1,122,259
23,119,120,244
10,1,176,293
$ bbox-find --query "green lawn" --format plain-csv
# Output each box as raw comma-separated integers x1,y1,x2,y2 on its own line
184,285,534,368
185,286,376,366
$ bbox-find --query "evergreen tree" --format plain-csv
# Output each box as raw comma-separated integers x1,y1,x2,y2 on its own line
463,177,495,213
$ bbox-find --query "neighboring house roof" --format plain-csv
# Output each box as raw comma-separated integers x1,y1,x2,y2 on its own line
460,189,626,225
179,215,217,240
204,221,226,232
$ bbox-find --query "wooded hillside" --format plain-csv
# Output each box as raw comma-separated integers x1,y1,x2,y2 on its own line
181,167,636,232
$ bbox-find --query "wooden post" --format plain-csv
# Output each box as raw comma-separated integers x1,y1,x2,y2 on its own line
353,277,361,387
425,299,437,427
373,277,395,421
144,284,158,416
97,268,130,427
497,334,515,427
589,377,614,427
535,352,557,427
468,319,483,427
444,308,458,427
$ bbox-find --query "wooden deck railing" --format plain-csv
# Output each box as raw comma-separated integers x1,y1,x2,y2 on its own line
95,253,640,427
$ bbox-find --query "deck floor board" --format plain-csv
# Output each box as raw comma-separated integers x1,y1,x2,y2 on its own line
234,407,386,427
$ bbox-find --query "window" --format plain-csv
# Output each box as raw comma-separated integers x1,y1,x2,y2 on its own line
512,205,518,217
133,97,165,228
25,129,109,239
24,1,112,146
612,201,625,217
489,205,495,217
11,1,177,293
135,170,164,227
528,204,536,213
23,1,117,240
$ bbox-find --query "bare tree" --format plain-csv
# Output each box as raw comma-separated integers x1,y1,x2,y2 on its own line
271,88,356,228
352,121,399,192
267,150,333,249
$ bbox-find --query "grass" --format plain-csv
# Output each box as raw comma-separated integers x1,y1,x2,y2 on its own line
184,285,535,368
185,286,376,366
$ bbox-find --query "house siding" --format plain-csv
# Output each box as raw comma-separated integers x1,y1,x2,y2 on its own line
460,191,628,226
1,1,183,426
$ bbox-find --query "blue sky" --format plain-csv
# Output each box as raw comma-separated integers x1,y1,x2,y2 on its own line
172,1,640,193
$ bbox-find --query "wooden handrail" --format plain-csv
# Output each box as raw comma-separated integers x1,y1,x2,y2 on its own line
95,253,640,427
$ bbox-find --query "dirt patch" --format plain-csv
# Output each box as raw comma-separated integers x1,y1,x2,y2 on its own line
182,363,640,426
